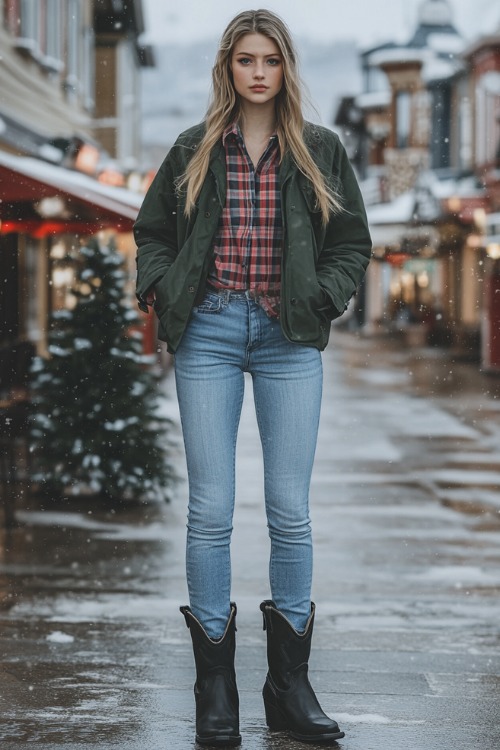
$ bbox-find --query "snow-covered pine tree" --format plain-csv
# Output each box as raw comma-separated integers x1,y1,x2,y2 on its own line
31,235,174,503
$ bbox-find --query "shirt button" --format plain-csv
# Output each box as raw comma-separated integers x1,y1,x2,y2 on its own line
204,211,211,218
290,298,297,305
188,285,195,293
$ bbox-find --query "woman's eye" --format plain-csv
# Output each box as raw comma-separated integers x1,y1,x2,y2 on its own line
237,57,251,65
267,58,281,66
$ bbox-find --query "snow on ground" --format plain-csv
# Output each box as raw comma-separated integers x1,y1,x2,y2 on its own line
46,631,75,644
333,713,425,725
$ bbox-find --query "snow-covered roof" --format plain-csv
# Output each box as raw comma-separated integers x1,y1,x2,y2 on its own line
0,149,143,220
418,171,485,200
422,56,461,83
369,48,426,67
367,191,416,225
477,71,500,95
369,43,462,82
355,90,391,110
426,32,464,55
369,223,409,247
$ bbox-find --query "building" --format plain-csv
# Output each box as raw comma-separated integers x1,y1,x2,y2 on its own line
94,0,154,175
338,0,499,366
463,24,500,370
0,0,153,405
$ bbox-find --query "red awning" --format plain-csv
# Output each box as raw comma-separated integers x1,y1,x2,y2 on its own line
0,150,143,235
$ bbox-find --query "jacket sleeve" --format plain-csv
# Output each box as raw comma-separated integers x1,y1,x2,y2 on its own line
133,150,179,306
316,140,372,317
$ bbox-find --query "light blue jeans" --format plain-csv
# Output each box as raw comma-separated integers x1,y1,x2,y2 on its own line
174,290,323,639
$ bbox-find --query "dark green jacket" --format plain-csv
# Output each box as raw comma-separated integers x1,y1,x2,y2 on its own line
134,122,371,353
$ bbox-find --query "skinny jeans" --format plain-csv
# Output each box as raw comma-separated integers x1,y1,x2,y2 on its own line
174,290,323,639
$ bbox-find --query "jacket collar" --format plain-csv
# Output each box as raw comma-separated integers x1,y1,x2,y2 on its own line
279,150,294,186
209,140,226,206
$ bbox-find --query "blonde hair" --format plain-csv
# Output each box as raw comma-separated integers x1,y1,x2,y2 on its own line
178,9,343,224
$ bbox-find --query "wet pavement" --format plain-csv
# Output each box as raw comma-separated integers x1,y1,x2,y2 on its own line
1,329,500,750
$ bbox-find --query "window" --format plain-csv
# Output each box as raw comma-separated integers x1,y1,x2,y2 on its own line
478,73,500,167
3,0,20,34
65,0,81,101
82,26,95,112
45,0,63,67
366,65,389,95
8,0,64,73
396,91,411,149
19,0,41,52
459,95,472,170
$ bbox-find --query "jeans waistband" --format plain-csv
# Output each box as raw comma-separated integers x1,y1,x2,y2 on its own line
206,286,255,301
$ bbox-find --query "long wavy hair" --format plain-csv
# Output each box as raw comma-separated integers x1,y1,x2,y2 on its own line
178,9,343,224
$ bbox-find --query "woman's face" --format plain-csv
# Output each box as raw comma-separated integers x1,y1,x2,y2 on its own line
230,33,283,108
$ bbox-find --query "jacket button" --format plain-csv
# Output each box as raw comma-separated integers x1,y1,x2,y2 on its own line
290,298,297,305
188,285,195,293
204,211,211,218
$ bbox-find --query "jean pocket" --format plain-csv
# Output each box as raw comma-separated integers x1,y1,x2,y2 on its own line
194,293,223,314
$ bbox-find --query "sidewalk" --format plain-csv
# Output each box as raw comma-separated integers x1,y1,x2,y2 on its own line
1,330,500,749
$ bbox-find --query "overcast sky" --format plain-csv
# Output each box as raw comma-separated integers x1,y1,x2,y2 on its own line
141,0,499,48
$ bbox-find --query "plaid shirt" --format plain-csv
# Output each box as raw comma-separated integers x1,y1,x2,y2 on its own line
208,122,283,317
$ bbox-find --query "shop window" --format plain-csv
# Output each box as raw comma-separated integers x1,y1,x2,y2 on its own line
49,238,77,313
20,236,44,344
0,234,19,344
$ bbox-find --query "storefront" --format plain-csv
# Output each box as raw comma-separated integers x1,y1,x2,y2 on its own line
482,212,500,372
366,211,444,341
0,150,146,397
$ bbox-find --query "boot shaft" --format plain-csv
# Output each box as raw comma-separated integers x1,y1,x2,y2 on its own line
180,603,241,746
259,600,345,742
181,603,237,681
260,600,314,689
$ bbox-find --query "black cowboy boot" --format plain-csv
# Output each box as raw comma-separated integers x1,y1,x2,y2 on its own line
180,603,241,747
260,600,344,744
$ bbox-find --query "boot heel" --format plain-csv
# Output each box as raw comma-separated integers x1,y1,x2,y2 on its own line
264,697,288,731
260,601,345,740
181,604,240,745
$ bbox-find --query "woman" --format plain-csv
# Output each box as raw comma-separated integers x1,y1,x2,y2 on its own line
135,9,371,746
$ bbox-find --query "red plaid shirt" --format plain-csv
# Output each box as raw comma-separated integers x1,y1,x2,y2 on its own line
208,122,283,317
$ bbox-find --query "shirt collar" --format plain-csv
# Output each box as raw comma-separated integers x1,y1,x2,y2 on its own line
222,120,243,146
222,121,278,147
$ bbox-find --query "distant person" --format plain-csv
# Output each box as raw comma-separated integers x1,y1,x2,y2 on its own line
135,8,371,746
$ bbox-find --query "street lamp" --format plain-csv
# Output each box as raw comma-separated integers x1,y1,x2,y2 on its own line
486,243,500,260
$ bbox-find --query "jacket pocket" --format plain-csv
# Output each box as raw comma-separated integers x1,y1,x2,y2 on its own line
152,267,172,318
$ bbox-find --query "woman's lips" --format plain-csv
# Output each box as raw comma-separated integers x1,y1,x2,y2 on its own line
250,85,268,91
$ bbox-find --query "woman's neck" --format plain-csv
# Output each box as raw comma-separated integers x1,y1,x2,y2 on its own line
238,101,277,140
